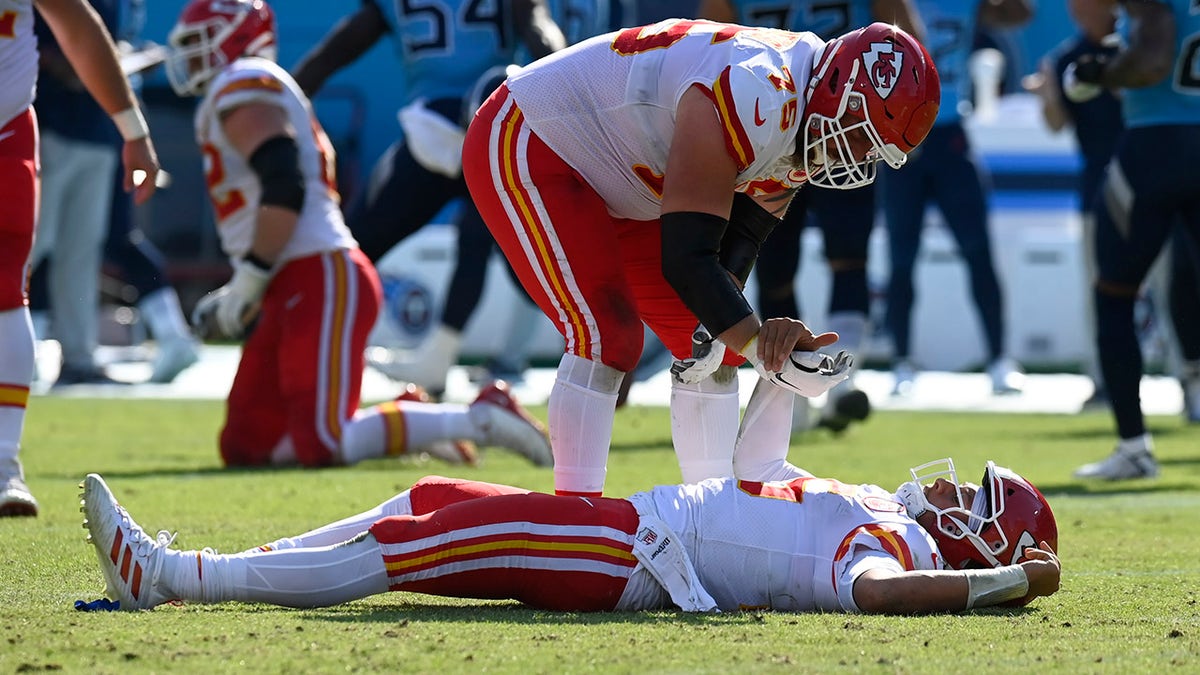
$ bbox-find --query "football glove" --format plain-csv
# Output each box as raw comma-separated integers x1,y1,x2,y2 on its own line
755,349,853,398
191,258,271,340
670,325,726,384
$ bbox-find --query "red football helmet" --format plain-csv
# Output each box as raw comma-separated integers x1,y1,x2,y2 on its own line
801,22,940,189
166,0,278,96
900,458,1058,571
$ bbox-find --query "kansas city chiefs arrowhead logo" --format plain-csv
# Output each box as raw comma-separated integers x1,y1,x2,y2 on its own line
862,41,903,100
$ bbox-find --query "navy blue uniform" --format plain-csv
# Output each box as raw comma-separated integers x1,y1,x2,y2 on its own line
1093,0,1200,441
880,0,1007,365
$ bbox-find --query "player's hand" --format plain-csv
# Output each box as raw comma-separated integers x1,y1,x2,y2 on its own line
1016,540,1061,603
1062,54,1106,103
670,325,726,384
122,137,160,205
757,349,853,398
751,317,838,373
190,260,271,340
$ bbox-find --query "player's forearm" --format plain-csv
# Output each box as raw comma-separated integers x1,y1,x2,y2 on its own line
1096,2,1176,89
513,0,566,59
248,207,300,266
36,0,139,115
873,0,926,43
977,0,1033,29
292,6,387,96
854,569,972,614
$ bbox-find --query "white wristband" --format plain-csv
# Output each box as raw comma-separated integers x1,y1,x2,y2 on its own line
111,107,149,141
963,565,1029,609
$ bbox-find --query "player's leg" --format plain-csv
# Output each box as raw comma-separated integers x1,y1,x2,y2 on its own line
103,166,199,383
84,474,636,611
1075,127,1183,479
880,135,931,393
931,123,1019,393
252,475,532,552
41,134,118,383
218,275,289,467
623,221,741,482
1167,227,1200,423
0,110,39,517
811,184,876,430
463,86,640,497
267,249,381,467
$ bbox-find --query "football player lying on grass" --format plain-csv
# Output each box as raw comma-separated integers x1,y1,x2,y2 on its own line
81,383,1060,615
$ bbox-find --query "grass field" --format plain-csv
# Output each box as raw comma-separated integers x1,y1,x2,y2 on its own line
3,396,1200,673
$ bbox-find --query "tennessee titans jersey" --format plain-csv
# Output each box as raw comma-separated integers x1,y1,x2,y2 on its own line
1120,0,1200,127
371,0,527,102
913,0,976,124
726,0,874,40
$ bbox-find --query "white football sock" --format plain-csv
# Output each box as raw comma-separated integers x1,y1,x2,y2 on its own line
170,536,390,607
824,311,867,403
549,353,623,495
137,287,192,342
251,490,415,553
670,365,739,483
0,308,35,464
340,401,475,464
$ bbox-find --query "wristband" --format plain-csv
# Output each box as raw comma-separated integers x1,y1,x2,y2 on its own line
243,251,273,272
112,107,149,142
963,565,1029,609
738,335,761,367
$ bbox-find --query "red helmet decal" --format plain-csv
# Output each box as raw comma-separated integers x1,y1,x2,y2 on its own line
862,41,903,100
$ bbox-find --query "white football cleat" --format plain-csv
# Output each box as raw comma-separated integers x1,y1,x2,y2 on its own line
0,470,38,518
891,360,916,397
988,356,1025,395
469,381,553,467
1073,446,1160,481
81,473,175,610
149,337,200,384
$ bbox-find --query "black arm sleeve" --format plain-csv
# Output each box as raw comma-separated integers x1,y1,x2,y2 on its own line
720,193,782,283
249,135,306,213
660,211,755,337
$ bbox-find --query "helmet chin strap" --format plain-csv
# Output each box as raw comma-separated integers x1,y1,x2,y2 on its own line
895,481,931,519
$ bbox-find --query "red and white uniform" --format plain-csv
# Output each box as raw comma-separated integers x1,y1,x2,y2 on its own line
197,58,382,467
463,20,820,368
368,475,941,613
0,0,39,310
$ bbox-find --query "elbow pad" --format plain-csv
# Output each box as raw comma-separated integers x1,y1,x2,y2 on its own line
661,211,755,337
720,193,782,282
249,135,307,213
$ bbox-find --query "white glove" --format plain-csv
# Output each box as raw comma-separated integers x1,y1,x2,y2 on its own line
1062,61,1101,103
191,259,272,339
670,325,726,384
755,349,853,398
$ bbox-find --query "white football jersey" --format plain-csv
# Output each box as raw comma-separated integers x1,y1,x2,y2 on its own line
194,57,355,262
0,0,37,128
505,19,821,221
627,476,943,612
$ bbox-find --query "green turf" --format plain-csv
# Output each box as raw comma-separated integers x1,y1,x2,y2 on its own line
3,397,1200,672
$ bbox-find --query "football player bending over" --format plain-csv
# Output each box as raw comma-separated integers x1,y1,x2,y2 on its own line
82,379,1059,614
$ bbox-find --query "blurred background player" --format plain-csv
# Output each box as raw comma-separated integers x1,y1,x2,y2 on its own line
697,0,925,434
290,0,567,397
167,0,552,470
463,21,937,495
880,0,1033,397
0,0,160,515
1066,0,1200,480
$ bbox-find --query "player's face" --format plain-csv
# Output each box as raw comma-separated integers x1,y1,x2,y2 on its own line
806,117,876,174
923,478,978,512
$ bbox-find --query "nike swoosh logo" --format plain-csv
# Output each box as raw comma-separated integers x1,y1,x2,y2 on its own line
753,99,767,127
0,130,15,143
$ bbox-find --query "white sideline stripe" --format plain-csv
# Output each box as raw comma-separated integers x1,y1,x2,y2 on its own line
33,342,1188,417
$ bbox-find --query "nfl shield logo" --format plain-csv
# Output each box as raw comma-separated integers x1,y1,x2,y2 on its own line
637,527,657,545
